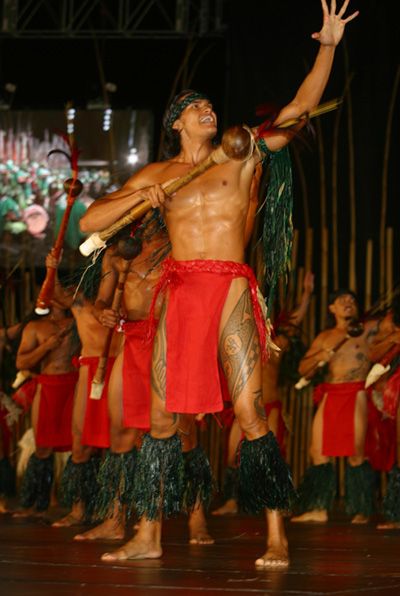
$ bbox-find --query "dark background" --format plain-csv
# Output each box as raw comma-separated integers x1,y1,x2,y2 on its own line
1,0,399,307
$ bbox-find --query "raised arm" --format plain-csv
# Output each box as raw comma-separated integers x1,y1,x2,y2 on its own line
262,0,359,153
288,272,314,327
369,315,400,362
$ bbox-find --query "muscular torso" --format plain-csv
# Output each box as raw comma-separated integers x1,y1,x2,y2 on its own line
72,299,122,358
147,158,255,262
33,317,75,375
117,232,170,321
313,323,376,383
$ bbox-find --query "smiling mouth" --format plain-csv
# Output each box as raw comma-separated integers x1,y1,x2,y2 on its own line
199,116,215,124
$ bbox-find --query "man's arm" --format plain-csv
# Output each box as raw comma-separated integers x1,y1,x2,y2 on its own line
45,250,74,309
369,316,400,362
16,322,59,370
288,272,314,328
261,0,358,153
93,250,120,329
298,333,332,377
80,163,168,234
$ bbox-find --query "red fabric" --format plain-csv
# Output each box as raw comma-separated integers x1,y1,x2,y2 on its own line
35,371,78,451
12,378,38,412
150,258,265,414
0,403,11,457
382,366,400,419
122,320,154,430
320,381,365,457
365,397,396,471
79,356,115,449
264,400,286,457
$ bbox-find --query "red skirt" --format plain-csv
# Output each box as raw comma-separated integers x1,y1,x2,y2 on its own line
365,396,396,471
122,320,154,430
319,381,365,457
0,402,11,457
13,378,38,413
80,356,116,448
35,371,78,451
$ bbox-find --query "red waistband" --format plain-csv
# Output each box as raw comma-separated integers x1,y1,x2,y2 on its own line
37,371,79,385
148,257,267,360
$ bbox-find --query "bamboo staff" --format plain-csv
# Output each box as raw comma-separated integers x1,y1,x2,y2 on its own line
380,66,400,296
90,238,141,399
81,100,341,257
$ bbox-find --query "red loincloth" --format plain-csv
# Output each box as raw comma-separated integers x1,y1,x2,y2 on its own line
35,371,78,451
264,400,286,457
0,403,11,457
382,366,400,419
149,258,267,415
122,320,154,430
12,378,38,412
79,356,116,449
318,381,365,457
365,396,396,471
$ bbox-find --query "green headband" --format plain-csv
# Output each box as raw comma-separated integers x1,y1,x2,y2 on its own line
165,92,209,133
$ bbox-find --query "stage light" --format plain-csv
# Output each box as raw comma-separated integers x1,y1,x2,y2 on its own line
127,147,138,165
103,108,113,132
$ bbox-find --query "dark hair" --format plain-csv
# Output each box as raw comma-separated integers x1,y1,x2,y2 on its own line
328,288,358,306
161,89,209,159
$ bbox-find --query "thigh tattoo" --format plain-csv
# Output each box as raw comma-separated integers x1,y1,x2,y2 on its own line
219,288,260,404
151,306,167,401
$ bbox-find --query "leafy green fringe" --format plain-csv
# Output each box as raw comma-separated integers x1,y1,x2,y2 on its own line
222,466,239,501
345,461,376,517
19,453,54,512
59,456,100,519
294,463,336,513
0,457,16,497
133,434,184,520
262,146,293,311
94,448,137,520
238,431,296,514
183,446,214,512
383,466,400,522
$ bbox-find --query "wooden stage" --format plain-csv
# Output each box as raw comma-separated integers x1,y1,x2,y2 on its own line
1,505,400,595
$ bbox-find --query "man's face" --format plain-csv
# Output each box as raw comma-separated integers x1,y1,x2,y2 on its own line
173,98,217,138
329,294,358,320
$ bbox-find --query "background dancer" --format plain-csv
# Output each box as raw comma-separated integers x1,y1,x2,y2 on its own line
80,0,358,567
291,290,377,524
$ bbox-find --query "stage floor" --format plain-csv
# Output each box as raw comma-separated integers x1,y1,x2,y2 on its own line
1,506,400,595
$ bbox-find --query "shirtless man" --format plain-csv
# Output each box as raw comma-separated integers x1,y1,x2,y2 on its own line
75,214,214,551
13,301,78,516
212,272,314,516
45,249,123,528
291,289,377,525
369,295,400,530
80,1,358,567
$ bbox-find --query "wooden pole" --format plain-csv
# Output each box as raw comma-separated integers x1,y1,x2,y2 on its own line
320,227,329,330
365,239,373,311
380,66,400,296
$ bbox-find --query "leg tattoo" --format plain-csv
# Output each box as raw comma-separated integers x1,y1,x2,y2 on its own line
253,389,267,420
219,288,260,404
151,306,167,401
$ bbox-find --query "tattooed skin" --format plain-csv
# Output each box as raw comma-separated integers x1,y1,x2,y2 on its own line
151,306,167,400
253,389,267,420
219,288,260,404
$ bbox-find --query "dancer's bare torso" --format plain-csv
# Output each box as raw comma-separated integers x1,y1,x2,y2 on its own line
72,297,122,358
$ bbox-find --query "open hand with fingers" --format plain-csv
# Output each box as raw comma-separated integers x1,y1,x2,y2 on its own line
312,0,359,47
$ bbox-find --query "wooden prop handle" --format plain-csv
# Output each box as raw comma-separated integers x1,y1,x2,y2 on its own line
79,144,231,257
92,262,130,386
35,175,82,314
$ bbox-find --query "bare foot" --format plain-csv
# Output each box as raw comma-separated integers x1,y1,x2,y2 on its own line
188,505,214,545
351,514,369,525
101,535,162,561
377,521,400,530
255,544,289,568
211,498,238,516
291,510,328,523
74,518,125,541
52,513,85,528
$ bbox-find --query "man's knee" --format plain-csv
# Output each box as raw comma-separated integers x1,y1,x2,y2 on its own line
348,455,364,467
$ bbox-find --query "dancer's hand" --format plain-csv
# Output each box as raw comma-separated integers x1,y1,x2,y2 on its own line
312,0,359,47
